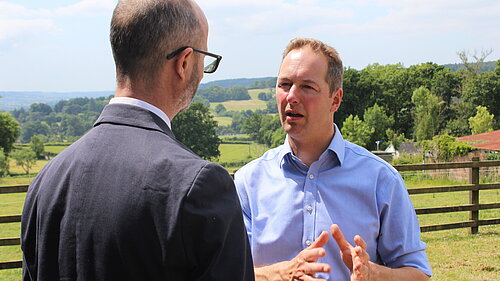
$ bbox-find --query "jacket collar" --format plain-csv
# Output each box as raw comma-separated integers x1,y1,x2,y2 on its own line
94,103,174,139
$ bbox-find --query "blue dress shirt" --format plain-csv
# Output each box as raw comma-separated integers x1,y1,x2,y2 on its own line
234,126,432,280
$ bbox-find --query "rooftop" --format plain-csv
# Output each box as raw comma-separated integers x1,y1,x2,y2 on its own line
457,130,500,151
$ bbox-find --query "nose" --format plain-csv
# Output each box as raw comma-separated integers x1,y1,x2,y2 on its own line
286,84,299,104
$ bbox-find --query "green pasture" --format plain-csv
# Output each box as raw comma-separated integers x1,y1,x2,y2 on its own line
214,116,232,127
44,145,68,155
211,99,267,112
248,88,274,99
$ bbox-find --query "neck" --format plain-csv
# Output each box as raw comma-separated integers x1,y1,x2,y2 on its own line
288,126,335,167
114,78,179,120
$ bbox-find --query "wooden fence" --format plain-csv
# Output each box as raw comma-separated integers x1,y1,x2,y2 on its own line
1,157,499,270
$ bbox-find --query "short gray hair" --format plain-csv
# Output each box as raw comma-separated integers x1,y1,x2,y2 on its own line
110,0,202,84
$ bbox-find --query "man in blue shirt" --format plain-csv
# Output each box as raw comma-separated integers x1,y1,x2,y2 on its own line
234,38,431,281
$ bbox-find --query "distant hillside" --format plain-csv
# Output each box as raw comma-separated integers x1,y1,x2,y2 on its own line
199,77,275,89
443,60,496,73
0,91,114,112
0,77,275,111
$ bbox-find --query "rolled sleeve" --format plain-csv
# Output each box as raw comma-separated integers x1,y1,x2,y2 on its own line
377,174,432,277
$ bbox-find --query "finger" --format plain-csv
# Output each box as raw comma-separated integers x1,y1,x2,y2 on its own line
301,247,327,262
300,275,328,281
310,231,329,249
302,262,331,275
352,260,369,281
354,246,370,263
354,235,367,251
330,224,352,252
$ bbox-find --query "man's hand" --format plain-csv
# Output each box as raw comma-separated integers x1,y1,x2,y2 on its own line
254,231,331,281
330,224,371,281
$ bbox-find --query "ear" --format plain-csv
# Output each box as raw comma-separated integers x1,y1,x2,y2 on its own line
174,48,194,81
330,88,343,113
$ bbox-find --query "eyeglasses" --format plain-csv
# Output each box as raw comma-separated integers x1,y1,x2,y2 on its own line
166,46,222,74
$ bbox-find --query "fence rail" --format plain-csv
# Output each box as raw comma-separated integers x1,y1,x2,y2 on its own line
1,158,499,270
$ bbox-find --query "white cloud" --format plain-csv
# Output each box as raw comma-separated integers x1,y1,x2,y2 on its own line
54,0,116,17
0,19,57,41
0,1,115,43
200,0,353,35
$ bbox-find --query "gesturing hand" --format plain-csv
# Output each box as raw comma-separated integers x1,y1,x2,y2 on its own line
330,224,372,281
254,231,332,281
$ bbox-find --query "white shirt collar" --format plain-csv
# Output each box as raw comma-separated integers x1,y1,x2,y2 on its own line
109,97,172,129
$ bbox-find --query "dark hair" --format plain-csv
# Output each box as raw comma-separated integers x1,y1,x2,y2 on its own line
282,38,343,94
110,0,201,84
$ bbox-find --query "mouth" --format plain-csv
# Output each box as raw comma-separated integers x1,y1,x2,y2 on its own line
285,111,304,118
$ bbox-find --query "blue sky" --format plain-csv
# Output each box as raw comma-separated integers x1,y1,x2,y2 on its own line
0,0,498,92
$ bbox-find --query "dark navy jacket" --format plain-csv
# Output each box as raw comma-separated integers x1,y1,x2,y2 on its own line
21,103,254,281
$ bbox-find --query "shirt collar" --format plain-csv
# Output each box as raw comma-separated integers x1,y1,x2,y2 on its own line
279,124,346,167
109,97,171,129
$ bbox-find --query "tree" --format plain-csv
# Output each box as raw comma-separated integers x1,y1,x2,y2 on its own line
461,71,499,123
341,115,374,148
214,104,227,116
0,148,8,177
242,113,263,141
469,106,494,135
412,87,445,141
420,135,472,162
363,104,394,150
0,112,21,154
172,102,221,160
457,49,493,78
61,115,86,137
21,121,50,143
385,129,407,151
12,148,37,174
30,135,46,159
30,103,53,115
265,98,278,114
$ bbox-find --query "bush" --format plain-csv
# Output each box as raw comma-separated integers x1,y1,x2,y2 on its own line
420,134,473,162
391,153,423,165
0,149,9,177
486,153,500,160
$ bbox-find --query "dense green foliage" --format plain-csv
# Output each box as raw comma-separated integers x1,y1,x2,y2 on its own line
420,135,473,162
0,112,20,154
172,102,221,160
248,77,277,89
469,105,494,135
242,113,285,148
0,149,8,176
196,85,251,102
11,97,109,143
341,115,374,147
30,135,46,159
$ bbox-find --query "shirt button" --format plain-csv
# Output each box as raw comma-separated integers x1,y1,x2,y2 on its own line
309,174,314,180
305,240,312,246
306,205,313,212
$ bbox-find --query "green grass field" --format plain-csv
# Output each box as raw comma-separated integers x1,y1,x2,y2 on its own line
209,88,272,112
211,99,267,112
213,116,232,126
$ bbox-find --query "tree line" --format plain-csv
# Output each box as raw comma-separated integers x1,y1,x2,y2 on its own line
242,59,499,151
0,58,498,166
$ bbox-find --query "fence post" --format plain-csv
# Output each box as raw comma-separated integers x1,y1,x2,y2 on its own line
469,157,480,234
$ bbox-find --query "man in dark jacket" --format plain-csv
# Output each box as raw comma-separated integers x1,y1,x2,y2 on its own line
21,1,254,280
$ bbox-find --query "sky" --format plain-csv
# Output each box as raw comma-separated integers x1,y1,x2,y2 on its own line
0,0,498,92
